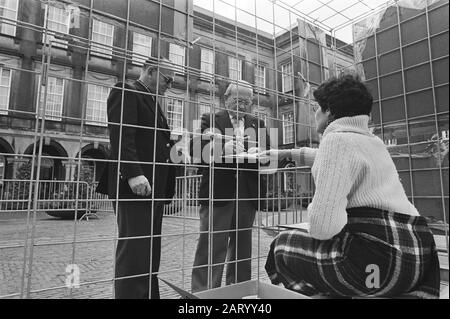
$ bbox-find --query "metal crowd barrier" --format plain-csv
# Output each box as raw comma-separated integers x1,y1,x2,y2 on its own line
163,174,202,218
163,167,315,231
0,179,111,220
1,165,314,227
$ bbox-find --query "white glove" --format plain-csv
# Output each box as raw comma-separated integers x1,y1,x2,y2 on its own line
128,175,152,197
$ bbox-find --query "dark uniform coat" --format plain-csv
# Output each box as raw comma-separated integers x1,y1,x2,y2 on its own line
97,81,175,202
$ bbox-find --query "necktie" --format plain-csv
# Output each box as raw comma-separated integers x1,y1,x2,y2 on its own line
232,116,244,139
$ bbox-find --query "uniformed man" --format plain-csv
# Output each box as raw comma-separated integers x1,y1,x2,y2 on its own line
98,57,176,299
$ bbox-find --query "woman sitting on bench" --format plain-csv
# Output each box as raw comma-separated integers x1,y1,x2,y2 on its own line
264,74,440,299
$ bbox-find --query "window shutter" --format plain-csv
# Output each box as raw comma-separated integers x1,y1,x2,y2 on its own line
242,60,254,84
190,44,201,74
215,52,228,78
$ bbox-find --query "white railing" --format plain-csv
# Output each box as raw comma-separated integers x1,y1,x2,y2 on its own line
259,166,314,228
163,168,315,229
1,167,314,226
89,182,113,213
0,179,111,218
164,175,202,218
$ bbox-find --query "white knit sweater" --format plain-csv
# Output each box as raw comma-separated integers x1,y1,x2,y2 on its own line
291,115,419,240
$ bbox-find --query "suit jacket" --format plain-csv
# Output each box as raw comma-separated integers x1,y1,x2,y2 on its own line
97,81,176,202
191,110,271,208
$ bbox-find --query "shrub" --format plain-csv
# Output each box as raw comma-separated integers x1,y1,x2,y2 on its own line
46,163,95,219
1,161,33,211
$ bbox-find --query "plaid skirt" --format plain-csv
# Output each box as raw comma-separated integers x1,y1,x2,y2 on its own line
265,207,441,299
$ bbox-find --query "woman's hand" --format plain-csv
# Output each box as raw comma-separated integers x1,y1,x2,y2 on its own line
259,149,291,162
247,147,260,154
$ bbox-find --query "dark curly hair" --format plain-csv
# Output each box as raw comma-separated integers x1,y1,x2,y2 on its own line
313,74,373,119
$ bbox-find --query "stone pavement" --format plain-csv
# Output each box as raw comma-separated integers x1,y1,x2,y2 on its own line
0,209,296,299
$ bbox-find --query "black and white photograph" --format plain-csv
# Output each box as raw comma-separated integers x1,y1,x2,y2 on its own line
0,0,448,304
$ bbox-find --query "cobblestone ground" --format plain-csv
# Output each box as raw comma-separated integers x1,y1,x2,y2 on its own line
0,208,301,299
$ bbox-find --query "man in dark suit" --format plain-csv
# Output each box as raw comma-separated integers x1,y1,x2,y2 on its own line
97,57,176,299
190,80,270,292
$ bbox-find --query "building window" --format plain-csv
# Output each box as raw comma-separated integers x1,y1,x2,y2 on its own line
44,5,70,48
194,102,210,130
336,64,344,75
169,43,185,72
0,0,18,36
0,67,11,114
166,97,184,134
200,48,214,78
198,103,210,118
229,56,242,81
132,32,152,65
39,76,64,121
281,62,293,93
195,96,219,130
282,112,294,144
254,111,267,126
255,65,266,94
384,137,398,146
86,84,109,126
91,19,114,58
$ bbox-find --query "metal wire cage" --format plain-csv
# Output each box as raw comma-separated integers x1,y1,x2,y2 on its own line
0,0,448,299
